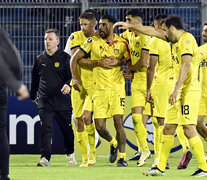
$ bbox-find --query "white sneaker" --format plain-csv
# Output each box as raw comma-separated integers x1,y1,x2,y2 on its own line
37,157,50,167
151,157,159,168
67,153,77,166
137,151,151,167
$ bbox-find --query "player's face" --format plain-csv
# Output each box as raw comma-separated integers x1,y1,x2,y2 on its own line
44,32,59,51
202,25,207,42
162,23,177,43
80,18,95,37
99,19,111,39
126,15,141,25
154,20,162,30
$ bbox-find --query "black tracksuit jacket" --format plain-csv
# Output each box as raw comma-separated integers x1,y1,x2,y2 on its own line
30,49,72,110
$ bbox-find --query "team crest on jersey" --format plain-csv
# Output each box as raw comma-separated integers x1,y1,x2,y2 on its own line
145,36,150,41
54,62,59,67
186,40,190,45
135,42,140,48
70,34,74,40
114,49,119,55
87,38,92,43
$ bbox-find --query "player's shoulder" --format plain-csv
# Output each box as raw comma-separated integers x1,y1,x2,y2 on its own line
199,43,207,51
114,34,128,42
181,32,196,42
140,33,151,42
70,31,85,40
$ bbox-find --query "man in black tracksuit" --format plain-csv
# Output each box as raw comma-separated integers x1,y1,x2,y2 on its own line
0,28,29,180
30,29,76,166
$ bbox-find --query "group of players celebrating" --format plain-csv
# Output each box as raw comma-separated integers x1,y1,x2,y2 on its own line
65,8,207,177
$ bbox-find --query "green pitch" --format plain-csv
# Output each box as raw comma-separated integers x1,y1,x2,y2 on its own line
9,152,200,180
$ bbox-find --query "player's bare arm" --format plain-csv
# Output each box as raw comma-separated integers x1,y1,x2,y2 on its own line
128,49,149,71
146,55,158,103
169,55,192,105
113,21,167,41
70,49,85,92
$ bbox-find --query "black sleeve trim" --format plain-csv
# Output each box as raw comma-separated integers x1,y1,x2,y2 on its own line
79,47,88,55
150,53,159,57
165,35,170,42
141,48,150,51
181,53,193,57
71,45,80,50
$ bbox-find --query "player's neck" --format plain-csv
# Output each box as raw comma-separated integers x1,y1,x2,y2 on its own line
104,32,114,43
85,29,96,38
176,30,185,42
46,47,58,56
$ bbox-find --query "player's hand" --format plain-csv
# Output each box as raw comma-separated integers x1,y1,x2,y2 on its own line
169,88,179,105
123,68,133,80
103,57,120,68
32,98,38,105
146,89,153,103
72,77,82,92
61,84,71,94
113,21,135,30
17,84,29,100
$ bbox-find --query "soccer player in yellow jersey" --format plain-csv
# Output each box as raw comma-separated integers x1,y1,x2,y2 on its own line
114,15,207,177
71,15,130,167
121,9,151,166
144,14,192,169
65,10,100,167
197,23,207,142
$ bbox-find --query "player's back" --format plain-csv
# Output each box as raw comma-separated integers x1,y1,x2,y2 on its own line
149,37,174,86
174,32,200,92
199,43,207,97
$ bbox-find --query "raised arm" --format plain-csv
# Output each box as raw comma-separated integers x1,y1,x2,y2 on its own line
114,22,167,41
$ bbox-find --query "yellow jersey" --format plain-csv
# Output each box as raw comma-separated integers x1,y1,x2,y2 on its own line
80,34,130,90
149,37,174,85
173,32,200,92
66,31,93,90
122,29,151,87
199,43,207,98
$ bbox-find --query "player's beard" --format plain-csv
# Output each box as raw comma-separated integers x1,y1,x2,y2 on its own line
99,30,109,39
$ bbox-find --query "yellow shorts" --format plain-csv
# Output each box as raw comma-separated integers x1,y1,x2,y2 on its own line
71,87,86,118
131,82,146,108
165,90,201,125
93,90,126,119
83,89,93,112
198,96,207,116
143,84,173,117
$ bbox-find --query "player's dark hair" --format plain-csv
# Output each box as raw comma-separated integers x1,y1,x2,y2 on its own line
101,14,117,24
154,14,167,21
164,15,184,30
45,29,60,39
84,9,98,20
126,9,143,19
79,12,96,21
204,22,207,26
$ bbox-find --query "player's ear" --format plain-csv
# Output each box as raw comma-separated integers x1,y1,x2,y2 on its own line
94,20,98,27
57,39,60,45
169,25,175,32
